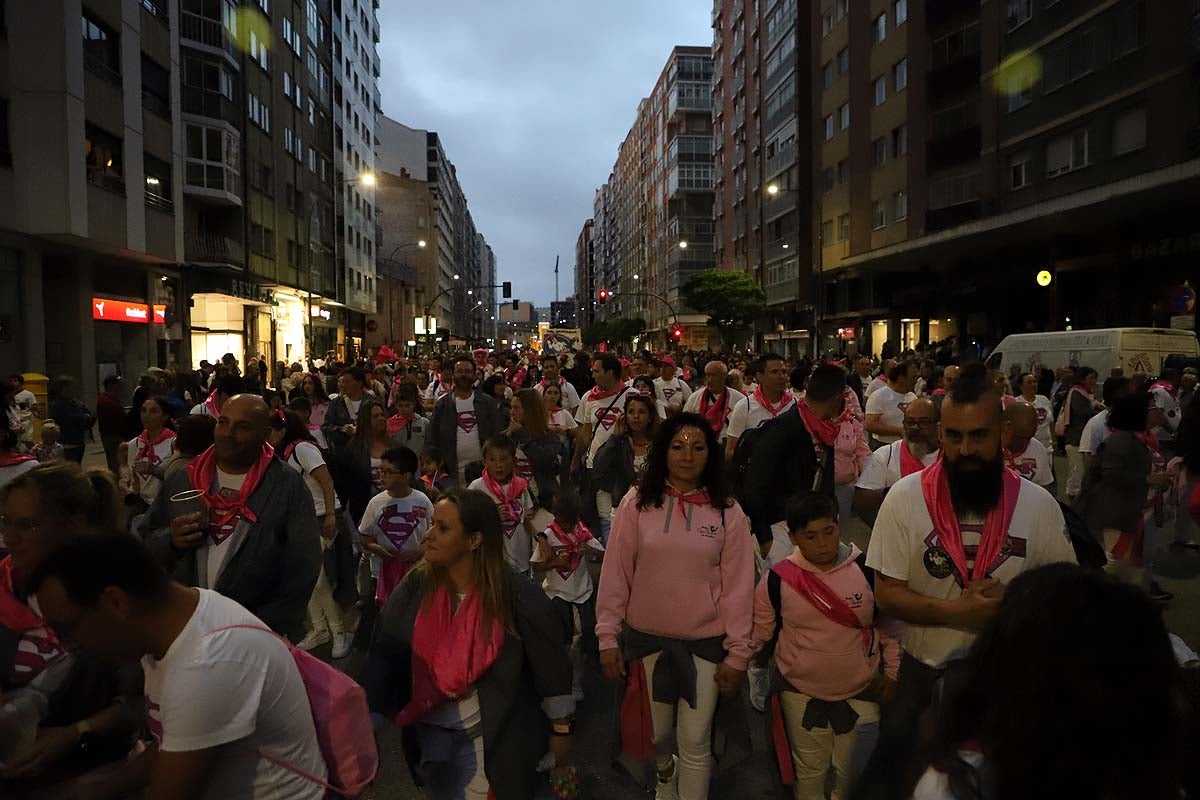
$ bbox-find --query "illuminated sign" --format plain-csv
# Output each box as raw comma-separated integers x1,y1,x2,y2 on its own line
92,297,166,324
310,305,332,320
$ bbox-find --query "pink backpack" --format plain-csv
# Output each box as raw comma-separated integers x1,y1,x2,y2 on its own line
208,625,379,797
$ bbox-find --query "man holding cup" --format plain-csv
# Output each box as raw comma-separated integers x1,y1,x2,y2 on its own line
140,394,322,639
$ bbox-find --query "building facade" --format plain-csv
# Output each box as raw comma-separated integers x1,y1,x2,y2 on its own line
574,218,594,328
550,299,577,329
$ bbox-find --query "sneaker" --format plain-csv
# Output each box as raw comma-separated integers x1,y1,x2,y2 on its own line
748,665,769,713
654,756,679,800
295,630,331,652
331,632,353,659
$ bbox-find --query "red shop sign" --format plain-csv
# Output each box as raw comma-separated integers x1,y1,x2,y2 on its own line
92,297,166,324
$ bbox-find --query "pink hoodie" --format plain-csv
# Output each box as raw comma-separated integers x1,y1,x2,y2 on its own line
751,544,900,700
834,389,871,486
595,487,756,670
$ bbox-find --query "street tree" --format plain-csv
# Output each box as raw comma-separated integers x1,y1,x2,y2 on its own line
682,269,766,346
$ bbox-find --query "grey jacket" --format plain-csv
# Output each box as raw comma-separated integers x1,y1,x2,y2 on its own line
1074,430,1152,536
139,458,321,639
428,389,502,478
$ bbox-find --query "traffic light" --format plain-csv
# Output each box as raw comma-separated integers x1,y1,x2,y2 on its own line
671,324,683,340
597,288,609,305
512,299,519,311
502,281,512,299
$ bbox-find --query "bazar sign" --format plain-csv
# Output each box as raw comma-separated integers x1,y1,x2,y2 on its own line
1131,233,1200,261
92,298,166,324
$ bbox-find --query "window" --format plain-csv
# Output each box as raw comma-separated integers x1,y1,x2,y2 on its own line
839,103,850,130
873,77,887,106
1112,107,1146,155
1112,1,1146,58
872,200,887,230
821,11,833,37
837,48,849,75
893,0,907,26
308,97,316,125
307,47,319,79
1007,0,1032,31
143,153,172,210
1043,29,1093,91
141,54,170,116
282,18,301,55
835,0,847,21
822,167,836,192
872,136,888,168
838,213,850,241
306,0,319,42
837,159,848,184
1006,74,1032,113
1010,153,1031,189
82,11,120,80
872,14,886,45
248,28,268,70
823,114,835,142
1046,129,1089,176
247,91,270,132
822,61,834,89
893,190,908,220
85,124,123,190
821,219,834,245
929,171,980,208
307,146,317,173
893,59,908,92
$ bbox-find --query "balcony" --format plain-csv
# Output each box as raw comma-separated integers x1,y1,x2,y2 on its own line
184,232,244,269
927,53,981,106
926,200,981,232
765,235,800,262
765,140,798,180
184,160,242,207
181,11,238,65
765,276,801,306
763,191,798,223
668,164,715,196
927,125,981,171
668,83,714,117
182,86,241,128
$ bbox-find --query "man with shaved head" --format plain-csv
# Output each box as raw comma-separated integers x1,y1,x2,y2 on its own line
854,396,942,526
1002,401,1055,491
141,394,321,638
683,358,739,442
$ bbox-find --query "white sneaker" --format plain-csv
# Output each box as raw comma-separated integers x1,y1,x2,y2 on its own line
331,632,353,659
748,665,769,713
654,755,680,800
295,630,331,652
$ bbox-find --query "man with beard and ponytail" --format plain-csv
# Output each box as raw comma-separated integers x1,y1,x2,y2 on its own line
141,394,322,639
855,364,1076,800
853,397,941,527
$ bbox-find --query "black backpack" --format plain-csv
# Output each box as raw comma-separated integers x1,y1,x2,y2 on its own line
1058,500,1107,571
727,413,784,498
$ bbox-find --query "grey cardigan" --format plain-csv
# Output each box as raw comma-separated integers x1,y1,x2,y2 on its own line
1074,430,1152,536
139,458,322,639
428,389,502,478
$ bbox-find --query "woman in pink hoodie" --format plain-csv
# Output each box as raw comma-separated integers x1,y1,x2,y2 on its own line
596,411,755,800
753,492,899,800
832,387,870,526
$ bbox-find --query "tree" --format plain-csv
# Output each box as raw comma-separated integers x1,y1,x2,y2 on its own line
581,320,609,346
607,317,647,344
682,269,766,345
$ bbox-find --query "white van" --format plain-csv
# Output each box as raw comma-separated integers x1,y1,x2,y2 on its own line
985,328,1200,378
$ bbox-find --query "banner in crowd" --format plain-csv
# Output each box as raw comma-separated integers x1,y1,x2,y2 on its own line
542,328,581,354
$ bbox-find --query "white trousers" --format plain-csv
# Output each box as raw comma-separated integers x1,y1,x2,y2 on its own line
645,651,720,800
779,692,879,800
307,537,345,637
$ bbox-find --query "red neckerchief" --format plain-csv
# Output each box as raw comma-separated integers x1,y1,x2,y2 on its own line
278,440,303,463
796,398,839,447
1002,444,1030,472
548,520,594,575
539,376,565,389
920,457,1022,587
1135,430,1161,451
586,385,623,401
772,558,871,650
698,388,729,434
482,471,529,522
0,557,57,639
387,414,416,437
421,471,448,491
1150,380,1176,396
899,441,927,477
186,443,275,534
135,428,175,465
753,385,794,418
203,389,221,417
395,585,504,727
664,484,710,521
0,453,37,469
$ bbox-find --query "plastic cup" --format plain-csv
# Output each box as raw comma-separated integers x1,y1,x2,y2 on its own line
170,488,209,530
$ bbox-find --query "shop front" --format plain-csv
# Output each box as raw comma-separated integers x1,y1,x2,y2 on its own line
272,289,308,367
308,302,340,361
186,273,274,370
92,295,167,386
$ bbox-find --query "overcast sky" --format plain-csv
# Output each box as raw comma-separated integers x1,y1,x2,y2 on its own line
376,1,712,307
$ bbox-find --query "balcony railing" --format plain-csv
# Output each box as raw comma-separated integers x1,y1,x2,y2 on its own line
181,12,237,61
87,168,126,197
140,0,169,24
765,140,798,180
182,86,241,128
84,52,122,88
668,84,714,117
145,191,175,214
184,232,244,267
142,89,170,119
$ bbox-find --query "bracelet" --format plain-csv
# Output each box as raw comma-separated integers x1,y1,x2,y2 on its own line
549,764,579,800
550,719,574,736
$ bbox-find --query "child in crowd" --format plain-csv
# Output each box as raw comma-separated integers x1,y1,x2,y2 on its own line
753,492,899,800
531,487,604,701
30,421,64,462
387,384,428,457
288,396,329,449
418,446,452,500
543,382,578,431
469,434,537,572
358,446,433,606
116,440,136,497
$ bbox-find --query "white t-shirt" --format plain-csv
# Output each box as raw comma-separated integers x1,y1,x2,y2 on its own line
1150,385,1181,438
865,385,917,444
307,425,329,450
128,433,177,505
534,377,581,412
855,440,939,491
141,590,325,800
454,396,483,472
283,441,337,516
424,380,452,403
1078,410,1112,455
1005,438,1054,487
205,468,247,588
531,524,605,603
421,590,482,731
468,476,535,570
548,408,578,430
683,386,739,440
12,389,35,438
369,457,382,495
725,391,797,442
654,376,693,410
0,459,38,490
912,751,986,800
190,402,215,418
1018,395,1055,450
359,489,433,556
864,472,1076,668
575,387,633,468
865,376,887,398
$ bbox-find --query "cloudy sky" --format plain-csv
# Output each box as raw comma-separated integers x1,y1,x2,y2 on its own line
376,1,712,307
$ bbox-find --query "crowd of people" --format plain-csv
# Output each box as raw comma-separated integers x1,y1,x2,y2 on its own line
1,343,1199,800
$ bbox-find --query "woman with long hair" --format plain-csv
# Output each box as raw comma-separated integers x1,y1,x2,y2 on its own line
337,398,397,525
508,388,561,516
296,372,332,427
592,393,659,539
912,564,1181,800
127,395,176,509
1062,365,1103,501
1016,371,1055,450
632,374,670,420
596,412,755,799
364,489,576,799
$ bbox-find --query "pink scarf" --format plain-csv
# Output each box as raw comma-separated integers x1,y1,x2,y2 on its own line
899,441,926,477
482,471,529,523
387,414,416,437
753,385,793,418
797,398,840,447
586,385,623,402
772,558,871,649
698,389,729,434
920,457,1022,586
135,428,175,465
664,484,710,521
395,586,504,727
548,520,594,576
0,453,37,469
186,443,275,534
203,388,221,417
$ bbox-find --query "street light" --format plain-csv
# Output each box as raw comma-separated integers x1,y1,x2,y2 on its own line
678,240,688,249
767,183,780,196
453,273,460,280
344,171,376,186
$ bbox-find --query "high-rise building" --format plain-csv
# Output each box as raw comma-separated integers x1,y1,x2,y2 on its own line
477,232,497,345
550,300,577,329
574,218,595,328
0,1,185,397
371,164,433,353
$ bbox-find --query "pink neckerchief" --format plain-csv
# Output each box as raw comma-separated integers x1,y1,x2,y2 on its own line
203,389,221,417
0,453,37,469
899,441,927,477
135,428,175,465
753,385,794,418
920,457,1022,587
481,471,529,522
547,519,594,575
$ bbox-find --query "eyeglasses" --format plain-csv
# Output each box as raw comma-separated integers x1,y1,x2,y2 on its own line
0,515,38,537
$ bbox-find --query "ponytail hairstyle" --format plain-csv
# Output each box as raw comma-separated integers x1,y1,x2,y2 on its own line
2,461,123,536
269,408,316,456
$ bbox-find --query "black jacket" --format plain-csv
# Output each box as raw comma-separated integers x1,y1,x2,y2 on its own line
321,393,371,452
592,433,640,502
739,407,836,545
362,568,574,800
509,427,562,509
428,390,503,478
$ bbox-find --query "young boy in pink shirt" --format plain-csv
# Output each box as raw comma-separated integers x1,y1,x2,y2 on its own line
753,492,899,800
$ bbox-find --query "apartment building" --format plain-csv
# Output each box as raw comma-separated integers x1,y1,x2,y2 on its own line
478,233,497,345
0,0,185,398
371,164,433,354
574,218,595,328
